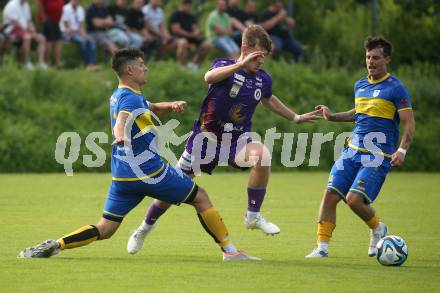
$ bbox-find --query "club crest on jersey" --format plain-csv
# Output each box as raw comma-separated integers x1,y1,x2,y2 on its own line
254,88,262,101
373,90,380,97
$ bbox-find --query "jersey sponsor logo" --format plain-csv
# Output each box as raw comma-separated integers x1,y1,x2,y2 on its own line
373,90,381,97
254,88,262,101
245,79,253,89
234,73,245,82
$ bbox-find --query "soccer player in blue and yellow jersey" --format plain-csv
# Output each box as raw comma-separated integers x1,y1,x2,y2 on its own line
18,48,259,261
306,36,415,258
127,24,319,255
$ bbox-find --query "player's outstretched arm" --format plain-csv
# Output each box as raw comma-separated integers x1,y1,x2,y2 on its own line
315,105,356,122
112,111,130,145
391,109,415,167
261,95,320,123
149,101,187,116
204,51,265,84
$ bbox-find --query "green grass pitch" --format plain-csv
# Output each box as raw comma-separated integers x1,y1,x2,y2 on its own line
0,172,439,292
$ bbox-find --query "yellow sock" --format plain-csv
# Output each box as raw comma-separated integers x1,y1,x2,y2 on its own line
317,221,336,244
198,208,231,247
57,225,100,250
365,215,380,229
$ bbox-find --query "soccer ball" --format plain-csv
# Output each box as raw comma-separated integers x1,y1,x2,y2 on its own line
376,235,408,266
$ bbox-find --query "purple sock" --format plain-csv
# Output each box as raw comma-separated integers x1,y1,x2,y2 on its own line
145,204,166,225
247,187,266,212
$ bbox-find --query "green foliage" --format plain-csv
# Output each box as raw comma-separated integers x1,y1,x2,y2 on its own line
0,60,438,172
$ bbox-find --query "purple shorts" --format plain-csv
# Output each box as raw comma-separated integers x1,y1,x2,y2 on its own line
177,129,253,175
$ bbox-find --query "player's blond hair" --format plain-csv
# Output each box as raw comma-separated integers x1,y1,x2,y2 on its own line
242,25,273,54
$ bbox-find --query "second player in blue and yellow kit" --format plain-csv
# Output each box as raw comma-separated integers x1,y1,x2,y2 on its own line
306,36,415,259
328,73,412,203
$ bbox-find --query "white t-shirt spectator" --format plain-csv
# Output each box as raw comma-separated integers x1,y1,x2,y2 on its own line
142,4,163,32
60,3,85,33
3,0,31,31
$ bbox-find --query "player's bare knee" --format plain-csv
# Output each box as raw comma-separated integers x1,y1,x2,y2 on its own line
248,144,271,167
191,187,212,212
95,219,119,240
346,193,363,208
154,199,171,210
322,191,342,207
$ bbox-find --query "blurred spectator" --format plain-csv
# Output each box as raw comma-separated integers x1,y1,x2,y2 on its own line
108,0,142,48
243,0,258,26
60,0,98,70
0,23,12,64
206,0,239,59
169,0,212,68
143,0,170,58
126,0,153,51
259,0,303,61
3,0,48,69
37,0,64,68
226,0,258,46
86,0,118,55
226,0,246,45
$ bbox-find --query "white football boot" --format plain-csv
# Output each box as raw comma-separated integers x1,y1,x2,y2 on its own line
222,251,261,261
368,222,388,257
127,223,155,254
18,239,59,258
305,248,328,258
244,214,280,235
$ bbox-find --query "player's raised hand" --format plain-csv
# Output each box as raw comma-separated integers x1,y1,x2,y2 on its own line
238,51,265,68
296,109,321,123
391,151,405,167
315,105,333,121
171,101,187,113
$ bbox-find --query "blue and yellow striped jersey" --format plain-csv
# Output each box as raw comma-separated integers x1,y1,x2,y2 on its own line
350,73,412,157
109,86,163,180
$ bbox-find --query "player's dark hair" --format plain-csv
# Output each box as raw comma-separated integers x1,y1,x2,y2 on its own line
364,36,393,57
242,24,273,54
111,48,145,76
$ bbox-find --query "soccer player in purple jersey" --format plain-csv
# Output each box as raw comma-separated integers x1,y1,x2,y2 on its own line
127,24,319,254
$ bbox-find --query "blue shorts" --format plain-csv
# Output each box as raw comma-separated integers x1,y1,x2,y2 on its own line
103,165,197,222
327,147,391,204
